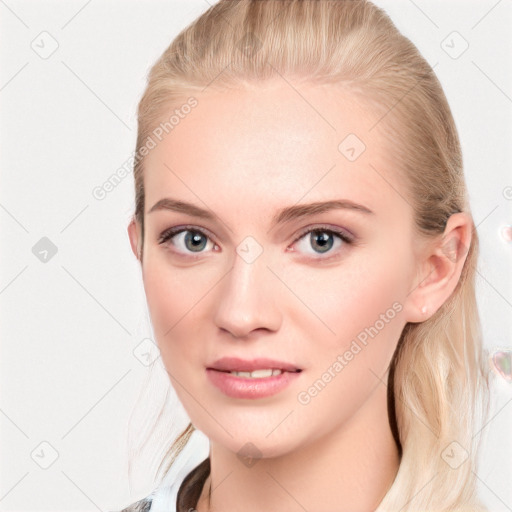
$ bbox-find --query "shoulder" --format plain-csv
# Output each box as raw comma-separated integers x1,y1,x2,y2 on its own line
111,495,153,512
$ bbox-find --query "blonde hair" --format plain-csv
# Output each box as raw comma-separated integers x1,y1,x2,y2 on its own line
129,1,490,510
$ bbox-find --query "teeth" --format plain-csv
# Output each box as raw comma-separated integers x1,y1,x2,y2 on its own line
229,369,283,378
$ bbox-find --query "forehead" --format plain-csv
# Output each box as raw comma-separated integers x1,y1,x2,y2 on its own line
142,81,409,221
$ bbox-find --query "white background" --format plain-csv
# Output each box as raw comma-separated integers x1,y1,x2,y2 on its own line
1,0,511,510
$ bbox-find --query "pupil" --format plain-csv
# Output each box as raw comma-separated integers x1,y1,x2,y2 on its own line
185,231,207,252
311,231,333,253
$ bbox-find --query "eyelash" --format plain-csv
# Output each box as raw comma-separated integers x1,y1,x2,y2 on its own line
157,224,354,261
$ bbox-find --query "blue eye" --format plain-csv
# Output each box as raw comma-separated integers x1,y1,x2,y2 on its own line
158,224,354,259
291,225,353,259
158,226,215,256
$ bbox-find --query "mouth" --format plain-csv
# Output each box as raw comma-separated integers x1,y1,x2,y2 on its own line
206,356,302,375
205,366,303,399
209,368,303,379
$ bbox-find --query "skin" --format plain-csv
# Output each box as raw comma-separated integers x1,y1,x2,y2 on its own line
127,79,472,512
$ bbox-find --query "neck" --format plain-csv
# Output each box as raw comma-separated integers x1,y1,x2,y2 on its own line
196,384,400,512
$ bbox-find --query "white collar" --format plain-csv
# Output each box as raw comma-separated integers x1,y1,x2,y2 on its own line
149,429,210,512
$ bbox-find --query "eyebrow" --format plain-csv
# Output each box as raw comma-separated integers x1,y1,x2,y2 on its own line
148,197,374,227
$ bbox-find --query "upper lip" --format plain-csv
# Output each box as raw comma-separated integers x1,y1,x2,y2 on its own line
207,357,302,372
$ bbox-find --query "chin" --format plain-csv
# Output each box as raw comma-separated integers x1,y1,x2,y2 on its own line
198,421,302,461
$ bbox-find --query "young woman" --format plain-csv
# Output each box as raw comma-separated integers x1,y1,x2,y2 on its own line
119,0,490,510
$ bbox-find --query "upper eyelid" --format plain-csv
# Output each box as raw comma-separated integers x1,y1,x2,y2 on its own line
293,224,354,242
158,224,215,243
159,224,354,247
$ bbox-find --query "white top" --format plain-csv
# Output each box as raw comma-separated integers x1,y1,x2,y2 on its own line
151,429,210,511
117,429,210,512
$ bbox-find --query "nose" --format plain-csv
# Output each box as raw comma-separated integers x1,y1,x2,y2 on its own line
213,249,282,339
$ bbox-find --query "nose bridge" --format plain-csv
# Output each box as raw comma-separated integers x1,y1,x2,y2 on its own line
213,245,281,337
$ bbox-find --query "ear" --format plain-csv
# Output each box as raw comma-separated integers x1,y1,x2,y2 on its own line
403,212,473,323
127,218,142,262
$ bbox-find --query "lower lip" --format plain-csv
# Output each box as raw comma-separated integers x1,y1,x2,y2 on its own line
206,368,302,399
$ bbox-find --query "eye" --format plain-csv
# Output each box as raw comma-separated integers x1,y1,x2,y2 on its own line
158,225,216,257
290,224,354,259
158,224,354,260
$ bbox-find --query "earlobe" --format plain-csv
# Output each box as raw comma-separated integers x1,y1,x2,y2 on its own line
403,212,472,323
127,219,142,261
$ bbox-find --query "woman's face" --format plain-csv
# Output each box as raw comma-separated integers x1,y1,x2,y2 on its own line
131,81,424,458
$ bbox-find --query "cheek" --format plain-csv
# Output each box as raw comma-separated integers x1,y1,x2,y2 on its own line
142,268,203,407
287,260,406,431
142,261,176,338
283,252,407,346
141,252,207,360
